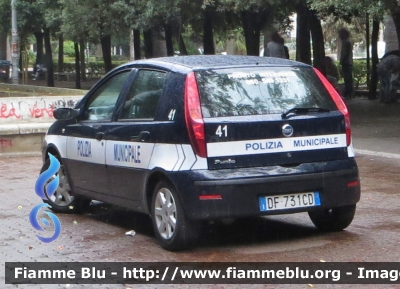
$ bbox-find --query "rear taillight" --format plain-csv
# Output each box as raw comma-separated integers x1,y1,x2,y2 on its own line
347,181,359,187
314,68,351,146
199,194,222,200
184,72,207,158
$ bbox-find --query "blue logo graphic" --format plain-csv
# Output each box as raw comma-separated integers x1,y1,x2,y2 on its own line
35,153,60,199
29,153,62,243
29,203,61,243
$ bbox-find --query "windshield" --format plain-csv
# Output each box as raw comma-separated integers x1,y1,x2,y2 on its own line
195,67,337,118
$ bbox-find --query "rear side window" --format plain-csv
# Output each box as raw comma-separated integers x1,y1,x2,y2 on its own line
195,67,337,117
120,70,166,120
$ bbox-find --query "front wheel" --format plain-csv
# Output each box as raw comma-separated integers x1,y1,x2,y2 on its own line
151,181,201,251
40,157,91,214
308,204,356,232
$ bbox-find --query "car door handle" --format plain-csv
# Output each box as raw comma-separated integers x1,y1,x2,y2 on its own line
139,131,150,142
95,132,105,141
131,131,150,142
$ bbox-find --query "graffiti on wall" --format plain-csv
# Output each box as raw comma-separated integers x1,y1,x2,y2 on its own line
0,139,12,147
0,98,81,121
0,103,21,119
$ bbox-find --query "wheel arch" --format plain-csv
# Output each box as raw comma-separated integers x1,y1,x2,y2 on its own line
44,144,62,162
145,169,176,215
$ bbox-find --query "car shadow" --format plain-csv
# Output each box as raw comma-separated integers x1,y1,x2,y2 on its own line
84,202,155,237
82,202,357,250
198,217,322,248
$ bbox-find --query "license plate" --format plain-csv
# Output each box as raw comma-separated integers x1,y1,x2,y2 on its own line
259,192,321,212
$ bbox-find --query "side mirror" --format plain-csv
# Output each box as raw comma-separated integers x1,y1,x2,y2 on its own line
53,108,80,120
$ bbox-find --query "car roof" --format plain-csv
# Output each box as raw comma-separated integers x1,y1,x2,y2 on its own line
124,55,310,73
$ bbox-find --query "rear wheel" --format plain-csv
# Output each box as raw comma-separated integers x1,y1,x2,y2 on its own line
40,157,91,214
308,205,356,232
151,181,201,251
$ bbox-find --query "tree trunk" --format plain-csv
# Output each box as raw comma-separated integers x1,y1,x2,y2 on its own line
203,7,215,55
165,24,174,56
129,30,135,61
34,32,44,67
134,30,141,60
74,42,81,89
0,31,7,59
44,28,54,87
391,11,400,52
79,39,86,81
310,10,325,72
241,11,261,56
19,36,26,73
369,19,380,100
179,33,188,55
143,29,153,59
100,34,112,72
263,26,274,57
385,16,398,52
366,13,370,87
58,34,64,73
295,4,311,64
152,27,168,58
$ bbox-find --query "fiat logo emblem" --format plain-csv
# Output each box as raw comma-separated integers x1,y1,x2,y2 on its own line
282,124,293,137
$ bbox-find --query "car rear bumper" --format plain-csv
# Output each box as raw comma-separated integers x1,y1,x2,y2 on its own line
167,158,360,220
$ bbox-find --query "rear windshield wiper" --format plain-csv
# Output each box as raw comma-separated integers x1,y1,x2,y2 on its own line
281,107,331,119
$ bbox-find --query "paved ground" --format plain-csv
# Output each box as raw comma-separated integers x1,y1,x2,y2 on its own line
347,97,400,157
1,152,400,289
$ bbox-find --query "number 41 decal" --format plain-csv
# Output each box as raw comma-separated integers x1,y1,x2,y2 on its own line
215,125,228,137
168,109,176,120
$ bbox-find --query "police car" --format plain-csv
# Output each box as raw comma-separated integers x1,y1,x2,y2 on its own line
42,55,360,251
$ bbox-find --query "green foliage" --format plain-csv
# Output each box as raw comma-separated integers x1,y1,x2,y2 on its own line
27,50,36,64
1,0,381,90
54,41,75,57
175,24,201,55
353,60,368,89
0,0,11,33
53,60,127,73
337,59,368,89
111,55,129,61
215,28,247,54
307,0,385,18
321,15,369,53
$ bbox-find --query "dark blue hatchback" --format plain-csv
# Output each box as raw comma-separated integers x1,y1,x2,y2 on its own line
41,55,360,251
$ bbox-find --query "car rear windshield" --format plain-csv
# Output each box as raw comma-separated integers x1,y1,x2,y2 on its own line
195,67,337,118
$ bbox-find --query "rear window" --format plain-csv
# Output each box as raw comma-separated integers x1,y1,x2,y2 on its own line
195,67,337,118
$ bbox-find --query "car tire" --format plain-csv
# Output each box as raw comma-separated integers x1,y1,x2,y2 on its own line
151,180,201,251
308,204,356,232
40,157,91,214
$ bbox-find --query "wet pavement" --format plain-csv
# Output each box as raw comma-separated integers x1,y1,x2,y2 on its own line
2,154,400,289
1,96,400,288
348,97,400,157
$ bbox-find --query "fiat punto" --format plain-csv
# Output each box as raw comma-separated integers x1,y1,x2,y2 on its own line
41,55,360,251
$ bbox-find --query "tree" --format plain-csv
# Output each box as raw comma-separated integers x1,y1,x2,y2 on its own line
203,5,215,54
309,0,386,98
15,0,59,86
219,0,275,56
0,0,10,60
310,9,325,70
62,0,135,72
296,2,311,64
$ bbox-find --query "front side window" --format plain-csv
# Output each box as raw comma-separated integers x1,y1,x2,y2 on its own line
120,70,166,120
195,67,337,118
82,71,131,121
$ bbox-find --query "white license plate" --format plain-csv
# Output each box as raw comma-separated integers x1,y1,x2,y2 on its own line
259,192,321,212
